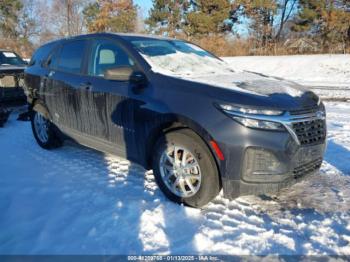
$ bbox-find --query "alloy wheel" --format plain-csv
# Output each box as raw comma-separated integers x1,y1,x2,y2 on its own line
159,145,202,198
34,112,49,143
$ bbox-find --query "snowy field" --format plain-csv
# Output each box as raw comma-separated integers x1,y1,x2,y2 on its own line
223,55,350,100
0,102,349,255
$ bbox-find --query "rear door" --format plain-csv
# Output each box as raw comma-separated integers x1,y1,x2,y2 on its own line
44,39,89,133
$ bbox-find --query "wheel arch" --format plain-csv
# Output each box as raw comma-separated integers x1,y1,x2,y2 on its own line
31,99,52,120
144,114,223,186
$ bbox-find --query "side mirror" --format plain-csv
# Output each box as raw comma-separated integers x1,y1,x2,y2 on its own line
104,66,133,81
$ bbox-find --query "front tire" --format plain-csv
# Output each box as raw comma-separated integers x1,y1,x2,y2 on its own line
31,111,61,149
152,129,221,208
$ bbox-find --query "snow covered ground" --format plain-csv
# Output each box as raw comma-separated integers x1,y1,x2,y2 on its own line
0,102,349,255
223,55,350,100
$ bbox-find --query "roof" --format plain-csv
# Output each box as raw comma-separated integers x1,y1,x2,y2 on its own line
37,33,179,51
52,32,176,43
116,33,175,41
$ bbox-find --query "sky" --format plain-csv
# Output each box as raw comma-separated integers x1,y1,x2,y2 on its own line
134,0,152,16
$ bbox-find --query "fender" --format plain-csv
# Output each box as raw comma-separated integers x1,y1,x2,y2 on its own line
141,113,222,174
32,101,52,120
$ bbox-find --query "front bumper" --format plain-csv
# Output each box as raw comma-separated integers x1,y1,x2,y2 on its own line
222,158,323,199
208,107,327,199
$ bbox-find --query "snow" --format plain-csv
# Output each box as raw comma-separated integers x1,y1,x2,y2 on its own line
223,55,350,100
143,52,349,99
144,52,309,97
1,102,350,255
187,73,306,98
142,52,234,77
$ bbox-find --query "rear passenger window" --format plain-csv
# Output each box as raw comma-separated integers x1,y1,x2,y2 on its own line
57,40,87,74
30,42,56,67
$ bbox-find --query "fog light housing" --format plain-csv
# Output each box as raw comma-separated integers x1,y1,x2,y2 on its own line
242,148,288,182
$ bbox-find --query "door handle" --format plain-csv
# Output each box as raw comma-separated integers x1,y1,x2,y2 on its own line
44,71,54,78
48,71,55,78
79,82,92,91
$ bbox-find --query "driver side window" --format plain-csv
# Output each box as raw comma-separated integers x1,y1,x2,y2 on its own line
89,39,135,77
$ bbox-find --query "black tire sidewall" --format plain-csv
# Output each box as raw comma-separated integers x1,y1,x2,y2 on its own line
153,129,221,208
31,111,60,149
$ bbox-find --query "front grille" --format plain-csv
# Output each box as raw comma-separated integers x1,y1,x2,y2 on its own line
292,119,326,146
293,158,323,179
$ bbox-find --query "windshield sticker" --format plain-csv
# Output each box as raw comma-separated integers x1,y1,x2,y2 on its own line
3,52,17,58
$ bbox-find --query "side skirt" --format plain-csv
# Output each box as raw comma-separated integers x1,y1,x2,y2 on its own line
58,125,128,160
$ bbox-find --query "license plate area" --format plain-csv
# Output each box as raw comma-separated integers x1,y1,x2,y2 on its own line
294,144,325,165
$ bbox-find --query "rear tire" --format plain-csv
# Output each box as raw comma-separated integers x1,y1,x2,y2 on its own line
152,129,221,208
31,110,62,149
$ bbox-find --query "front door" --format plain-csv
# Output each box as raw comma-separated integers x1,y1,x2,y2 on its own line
78,38,140,159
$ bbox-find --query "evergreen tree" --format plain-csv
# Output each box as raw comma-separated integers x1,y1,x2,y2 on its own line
292,0,350,50
83,2,100,33
146,0,189,36
235,0,277,45
185,0,231,36
83,0,137,33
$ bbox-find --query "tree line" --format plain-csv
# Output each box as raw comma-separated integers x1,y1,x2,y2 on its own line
1,0,349,57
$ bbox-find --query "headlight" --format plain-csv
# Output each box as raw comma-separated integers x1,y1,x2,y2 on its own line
232,116,285,131
219,104,283,116
217,103,285,131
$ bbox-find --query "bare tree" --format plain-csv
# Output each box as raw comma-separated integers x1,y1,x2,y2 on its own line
135,6,146,34
275,0,297,40
17,0,40,40
51,0,87,37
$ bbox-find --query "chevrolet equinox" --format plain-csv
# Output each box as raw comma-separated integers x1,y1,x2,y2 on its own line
24,33,327,207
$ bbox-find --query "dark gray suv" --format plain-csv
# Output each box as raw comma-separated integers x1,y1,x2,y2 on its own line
24,33,327,207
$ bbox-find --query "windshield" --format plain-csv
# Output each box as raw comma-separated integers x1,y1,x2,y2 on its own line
131,39,234,76
0,51,26,66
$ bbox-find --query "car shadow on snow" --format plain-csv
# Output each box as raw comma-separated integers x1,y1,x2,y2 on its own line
25,141,149,254
50,141,198,255
324,139,350,176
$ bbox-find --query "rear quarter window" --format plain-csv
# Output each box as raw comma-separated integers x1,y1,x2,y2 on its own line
57,40,87,74
29,42,57,67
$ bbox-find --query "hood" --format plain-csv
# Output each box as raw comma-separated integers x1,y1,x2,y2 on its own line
182,70,308,97
141,48,318,111
158,71,320,111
